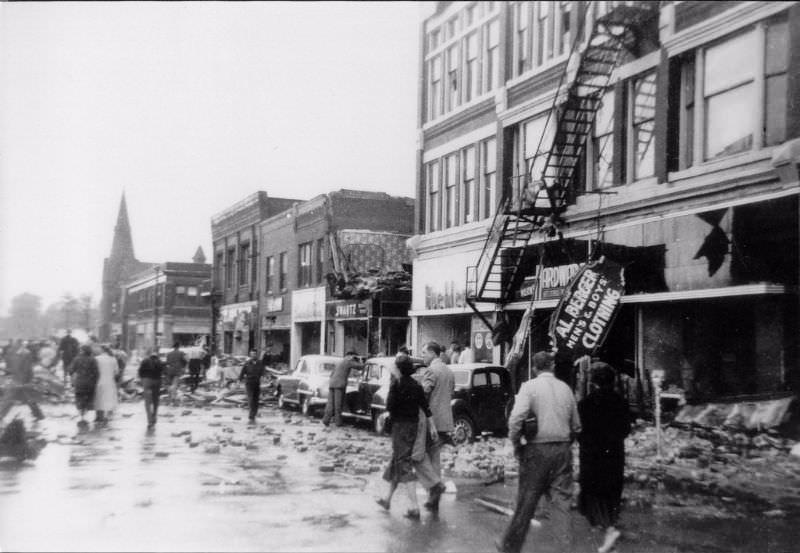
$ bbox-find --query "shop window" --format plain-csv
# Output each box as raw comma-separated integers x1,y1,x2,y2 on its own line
279,252,288,291
298,242,312,287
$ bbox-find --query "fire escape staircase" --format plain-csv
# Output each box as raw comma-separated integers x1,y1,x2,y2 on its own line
465,1,659,332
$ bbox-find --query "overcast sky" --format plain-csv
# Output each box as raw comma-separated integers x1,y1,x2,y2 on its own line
0,1,429,316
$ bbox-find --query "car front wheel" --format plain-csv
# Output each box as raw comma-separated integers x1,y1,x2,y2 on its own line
452,413,476,444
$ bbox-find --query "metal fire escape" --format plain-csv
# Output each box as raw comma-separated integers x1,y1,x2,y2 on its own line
465,1,659,333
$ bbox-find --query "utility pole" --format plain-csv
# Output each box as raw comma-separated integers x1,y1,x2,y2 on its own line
153,266,161,349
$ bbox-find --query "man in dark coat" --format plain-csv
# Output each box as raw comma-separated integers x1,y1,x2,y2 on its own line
3,340,44,421
138,349,165,429
58,330,80,385
322,351,362,427
165,343,187,405
239,350,265,423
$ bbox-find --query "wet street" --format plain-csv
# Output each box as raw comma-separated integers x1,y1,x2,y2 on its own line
1,399,799,553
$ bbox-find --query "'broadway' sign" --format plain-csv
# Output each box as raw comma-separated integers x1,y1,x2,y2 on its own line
548,256,625,358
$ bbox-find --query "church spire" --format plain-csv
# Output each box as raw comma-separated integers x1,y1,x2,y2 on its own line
193,246,207,264
110,192,136,264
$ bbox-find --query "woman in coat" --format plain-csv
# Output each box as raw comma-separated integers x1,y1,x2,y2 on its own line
94,345,119,423
578,362,631,553
71,345,99,424
376,354,436,519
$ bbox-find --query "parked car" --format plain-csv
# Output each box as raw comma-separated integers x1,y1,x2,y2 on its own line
275,355,343,416
448,363,514,443
370,362,513,443
341,356,424,430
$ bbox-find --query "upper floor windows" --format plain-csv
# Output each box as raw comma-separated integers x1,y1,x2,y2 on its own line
298,242,312,288
424,136,497,233
265,256,275,294
669,16,788,171
279,252,288,291
238,243,250,286
511,1,578,80
316,238,326,284
225,248,235,288
425,3,500,123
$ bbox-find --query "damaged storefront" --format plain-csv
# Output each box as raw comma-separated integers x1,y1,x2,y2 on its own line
325,290,411,357
219,301,257,356
291,286,326,368
261,294,290,370
515,195,799,404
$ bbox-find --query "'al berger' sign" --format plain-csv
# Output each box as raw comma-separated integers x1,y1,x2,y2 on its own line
548,257,625,358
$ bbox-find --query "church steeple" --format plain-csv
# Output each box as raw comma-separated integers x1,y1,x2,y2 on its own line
110,192,136,264
193,246,207,264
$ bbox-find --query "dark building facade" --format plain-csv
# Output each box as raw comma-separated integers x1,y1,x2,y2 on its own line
412,1,800,402
257,189,414,368
211,191,303,356
120,253,212,353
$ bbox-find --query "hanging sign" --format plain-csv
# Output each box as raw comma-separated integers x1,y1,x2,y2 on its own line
548,256,625,358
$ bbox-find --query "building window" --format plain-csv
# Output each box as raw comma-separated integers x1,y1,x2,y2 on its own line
514,2,531,76
176,286,186,294
445,154,458,228
481,137,497,219
298,242,312,287
535,1,551,67
520,112,554,200
238,243,250,286
265,256,275,293
226,248,235,289
426,160,441,232
446,45,460,112
671,17,787,168
428,27,440,52
630,72,656,180
591,88,615,190
464,33,479,102
466,3,477,26
462,146,476,224
187,286,198,296
557,2,572,56
316,238,325,284
429,56,442,121
485,20,499,92
279,252,288,291
214,252,223,288
445,15,458,40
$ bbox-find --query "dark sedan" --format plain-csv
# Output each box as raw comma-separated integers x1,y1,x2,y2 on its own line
449,363,514,444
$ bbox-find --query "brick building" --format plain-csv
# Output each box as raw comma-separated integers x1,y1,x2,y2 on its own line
211,191,302,356
257,189,414,368
411,1,800,401
120,249,212,352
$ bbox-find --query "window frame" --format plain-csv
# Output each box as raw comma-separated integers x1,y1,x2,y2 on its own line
298,242,312,288
238,242,250,287
265,255,275,294
279,252,288,292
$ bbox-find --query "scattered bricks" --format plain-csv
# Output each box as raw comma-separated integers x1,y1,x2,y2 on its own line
171,430,191,438
181,410,192,416
319,465,335,473
297,446,308,453
209,422,222,427
204,444,221,454
277,454,288,460
272,436,281,445
229,440,243,447
213,414,222,418
189,441,199,448
764,509,786,518
233,416,242,421
245,443,258,451
154,452,169,458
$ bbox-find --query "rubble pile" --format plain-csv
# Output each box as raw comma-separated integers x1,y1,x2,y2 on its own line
441,437,516,480
625,422,800,511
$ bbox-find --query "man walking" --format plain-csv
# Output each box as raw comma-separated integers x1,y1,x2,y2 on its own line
496,351,581,553
416,341,454,512
58,330,79,385
239,350,265,423
138,349,164,429
1,340,45,421
165,343,187,405
322,351,361,427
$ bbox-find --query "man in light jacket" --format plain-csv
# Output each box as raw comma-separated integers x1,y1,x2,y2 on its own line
415,341,454,512
496,351,581,553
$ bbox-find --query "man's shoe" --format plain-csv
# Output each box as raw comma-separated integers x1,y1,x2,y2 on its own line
376,498,391,511
494,539,512,553
423,482,446,511
403,509,420,520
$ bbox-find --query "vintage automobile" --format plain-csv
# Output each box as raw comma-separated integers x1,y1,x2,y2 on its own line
370,362,513,443
341,356,424,430
274,355,343,416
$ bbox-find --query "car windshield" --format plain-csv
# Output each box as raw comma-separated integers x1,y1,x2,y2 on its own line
453,369,470,387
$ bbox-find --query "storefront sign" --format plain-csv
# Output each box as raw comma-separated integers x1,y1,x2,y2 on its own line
265,296,284,313
518,263,583,300
412,250,479,312
291,287,326,321
549,257,625,358
327,300,369,319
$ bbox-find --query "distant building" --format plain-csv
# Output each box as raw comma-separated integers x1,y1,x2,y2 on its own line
210,191,303,356
98,193,155,344
256,189,414,368
120,255,212,352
